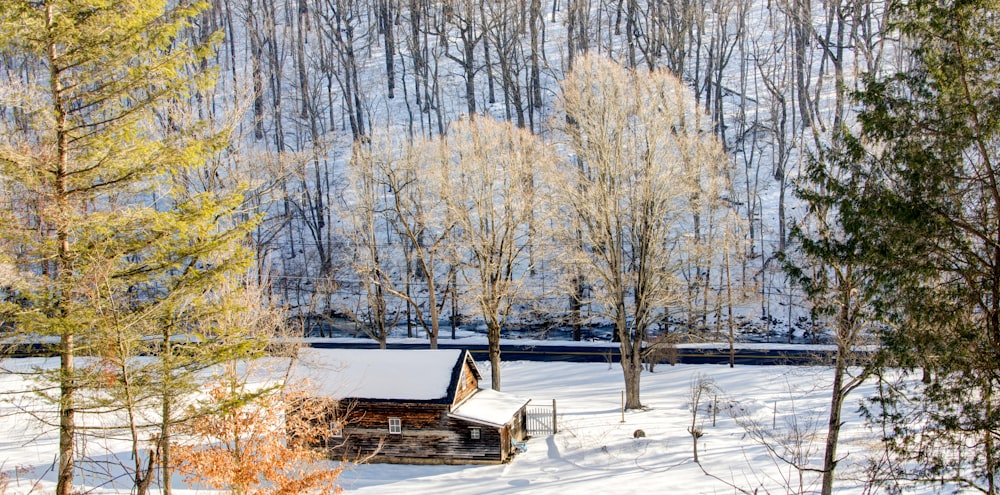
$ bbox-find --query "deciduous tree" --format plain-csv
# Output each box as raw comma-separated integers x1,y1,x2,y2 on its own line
347,130,454,348
442,116,552,390
173,364,344,495
340,133,407,349
554,55,730,409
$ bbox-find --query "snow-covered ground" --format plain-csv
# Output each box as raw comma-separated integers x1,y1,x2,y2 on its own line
1,356,903,494
338,361,879,494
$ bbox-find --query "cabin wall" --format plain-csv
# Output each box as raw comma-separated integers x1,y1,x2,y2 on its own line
326,402,508,464
453,362,480,405
510,407,527,441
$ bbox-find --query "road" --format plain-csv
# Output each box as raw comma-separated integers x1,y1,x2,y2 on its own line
4,338,838,365
307,340,837,366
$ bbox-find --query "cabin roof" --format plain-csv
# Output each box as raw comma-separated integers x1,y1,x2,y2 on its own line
290,348,477,404
450,389,531,428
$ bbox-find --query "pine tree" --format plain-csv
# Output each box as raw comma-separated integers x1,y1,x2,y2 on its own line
0,2,261,494
843,0,1000,491
783,136,877,495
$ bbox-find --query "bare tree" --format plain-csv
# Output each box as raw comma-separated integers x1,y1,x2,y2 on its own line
239,0,267,141
527,0,544,113
688,373,716,463
565,0,591,70
443,0,484,116
482,0,528,128
788,0,814,130
286,148,337,279
376,0,397,99
317,0,369,140
441,116,552,391
341,135,409,349
348,130,454,348
727,383,824,494
554,55,730,409
702,0,745,142
402,0,451,135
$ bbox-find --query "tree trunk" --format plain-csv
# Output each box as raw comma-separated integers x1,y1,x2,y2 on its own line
529,0,542,109
246,1,266,140
625,0,637,67
571,273,584,341
409,0,424,110
617,303,643,410
567,0,577,70
295,0,310,118
263,0,285,152
462,24,477,115
160,329,175,495
481,16,497,104
489,322,502,391
621,346,643,409
425,269,440,349
821,350,846,495
985,382,997,495
793,0,813,129
379,0,396,99
47,4,75,491
57,333,75,495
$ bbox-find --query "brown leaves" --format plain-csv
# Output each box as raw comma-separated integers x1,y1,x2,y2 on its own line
172,368,343,495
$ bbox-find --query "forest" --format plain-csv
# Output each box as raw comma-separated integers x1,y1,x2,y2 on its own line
2,0,1000,494
94,0,885,338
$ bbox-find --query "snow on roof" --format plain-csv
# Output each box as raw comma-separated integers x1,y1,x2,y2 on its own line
290,348,465,402
450,388,531,428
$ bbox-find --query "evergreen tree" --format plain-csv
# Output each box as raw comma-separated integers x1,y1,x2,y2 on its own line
0,2,262,494
841,0,1000,491
783,139,877,495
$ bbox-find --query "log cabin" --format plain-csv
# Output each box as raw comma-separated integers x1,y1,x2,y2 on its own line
290,348,530,464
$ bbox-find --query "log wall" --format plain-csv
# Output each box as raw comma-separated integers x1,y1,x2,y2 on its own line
328,402,515,464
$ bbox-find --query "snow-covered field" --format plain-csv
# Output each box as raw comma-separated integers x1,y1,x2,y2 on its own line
339,361,879,495
1,357,896,495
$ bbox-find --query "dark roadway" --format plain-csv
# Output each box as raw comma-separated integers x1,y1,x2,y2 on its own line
307,340,837,366
4,339,838,365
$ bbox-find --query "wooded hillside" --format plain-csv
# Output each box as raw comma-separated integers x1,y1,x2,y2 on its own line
2,0,895,340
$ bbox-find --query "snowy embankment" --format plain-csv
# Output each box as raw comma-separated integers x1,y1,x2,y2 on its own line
1,357,911,495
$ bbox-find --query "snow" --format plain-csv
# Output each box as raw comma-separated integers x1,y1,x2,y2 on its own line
335,361,883,494
450,388,531,428
0,355,923,494
289,348,464,401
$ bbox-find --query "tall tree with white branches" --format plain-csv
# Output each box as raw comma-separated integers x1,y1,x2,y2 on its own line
554,55,731,409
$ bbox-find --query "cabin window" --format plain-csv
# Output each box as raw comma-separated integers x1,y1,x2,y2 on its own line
469,427,481,440
388,417,402,434
330,421,344,438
